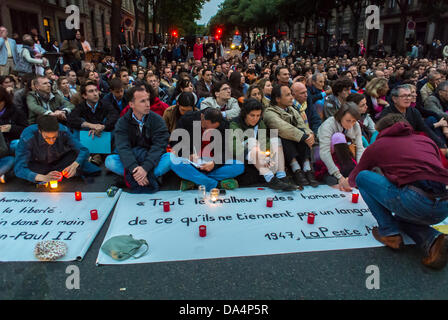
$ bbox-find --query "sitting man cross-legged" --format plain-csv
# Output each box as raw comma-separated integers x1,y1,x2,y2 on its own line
170,107,244,191
263,84,319,188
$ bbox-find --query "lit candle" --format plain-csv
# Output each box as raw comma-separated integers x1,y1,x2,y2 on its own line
265,150,270,157
210,188,219,202
163,201,170,212
352,189,359,203
49,181,58,189
307,213,315,224
266,197,273,207
90,209,98,220
199,225,207,237
75,191,82,201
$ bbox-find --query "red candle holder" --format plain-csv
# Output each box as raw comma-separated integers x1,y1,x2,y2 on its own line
266,197,273,207
352,190,359,203
90,209,98,220
75,191,82,201
307,213,315,224
163,201,170,212
199,225,207,237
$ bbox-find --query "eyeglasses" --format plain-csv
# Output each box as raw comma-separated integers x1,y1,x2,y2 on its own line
398,94,412,99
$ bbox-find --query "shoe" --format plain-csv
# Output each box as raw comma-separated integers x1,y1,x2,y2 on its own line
267,177,297,191
180,179,195,191
293,170,309,187
305,170,319,188
220,178,239,190
372,227,403,250
422,234,448,270
89,154,103,166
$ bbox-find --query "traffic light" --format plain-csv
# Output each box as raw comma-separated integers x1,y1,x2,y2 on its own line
217,28,222,35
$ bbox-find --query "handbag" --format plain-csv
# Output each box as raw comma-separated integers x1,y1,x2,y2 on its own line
101,235,149,261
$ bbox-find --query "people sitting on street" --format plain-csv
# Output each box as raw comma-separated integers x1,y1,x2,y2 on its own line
263,84,319,188
229,98,296,191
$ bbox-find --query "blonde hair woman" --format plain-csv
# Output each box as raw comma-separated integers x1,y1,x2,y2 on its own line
364,77,390,120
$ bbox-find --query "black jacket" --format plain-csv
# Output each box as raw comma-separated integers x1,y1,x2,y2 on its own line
68,100,119,132
0,103,28,145
380,103,446,148
173,110,229,168
101,92,129,114
114,110,169,174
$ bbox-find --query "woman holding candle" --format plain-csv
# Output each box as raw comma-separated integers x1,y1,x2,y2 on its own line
229,98,296,191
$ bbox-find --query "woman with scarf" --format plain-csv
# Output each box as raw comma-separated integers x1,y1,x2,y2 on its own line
229,98,296,191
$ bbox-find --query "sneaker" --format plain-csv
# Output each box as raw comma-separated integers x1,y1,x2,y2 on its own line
180,179,195,191
422,234,448,270
372,227,403,250
293,170,309,187
280,176,303,191
220,178,239,190
267,177,297,191
305,171,319,188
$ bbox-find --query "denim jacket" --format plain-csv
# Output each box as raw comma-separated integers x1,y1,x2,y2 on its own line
14,124,89,182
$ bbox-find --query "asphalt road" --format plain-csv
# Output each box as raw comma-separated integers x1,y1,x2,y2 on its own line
0,167,447,301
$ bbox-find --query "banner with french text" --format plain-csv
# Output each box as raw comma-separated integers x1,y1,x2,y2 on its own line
97,186,404,265
0,190,121,262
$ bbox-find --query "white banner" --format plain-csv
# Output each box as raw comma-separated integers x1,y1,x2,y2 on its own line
0,190,121,262
97,186,389,265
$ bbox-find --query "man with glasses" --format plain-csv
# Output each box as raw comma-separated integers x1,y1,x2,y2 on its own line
380,85,447,155
14,115,100,184
26,76,75,125
200,81,240,119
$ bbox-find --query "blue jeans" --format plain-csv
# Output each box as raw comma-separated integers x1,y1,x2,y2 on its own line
105,152,173,178
9,140,19,154
356,170,448,254
362,131,379,148
0,156,14,176
171,156,245,191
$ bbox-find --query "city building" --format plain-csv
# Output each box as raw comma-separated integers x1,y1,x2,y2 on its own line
0,0,154,51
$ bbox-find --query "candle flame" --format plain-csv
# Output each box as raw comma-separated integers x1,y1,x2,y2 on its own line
49,181,58,189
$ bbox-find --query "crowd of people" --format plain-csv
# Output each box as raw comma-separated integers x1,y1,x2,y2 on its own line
1,25,448,269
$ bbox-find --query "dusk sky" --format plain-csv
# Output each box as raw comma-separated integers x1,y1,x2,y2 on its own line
197,0,224,25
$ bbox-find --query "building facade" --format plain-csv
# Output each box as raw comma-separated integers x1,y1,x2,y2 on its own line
0,0,154,51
